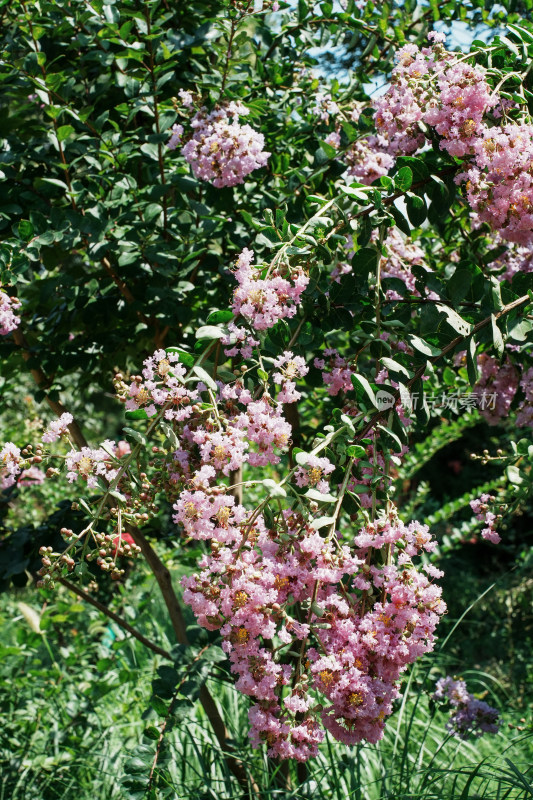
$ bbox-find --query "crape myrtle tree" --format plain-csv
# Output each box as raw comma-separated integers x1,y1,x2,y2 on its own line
1,0,533,790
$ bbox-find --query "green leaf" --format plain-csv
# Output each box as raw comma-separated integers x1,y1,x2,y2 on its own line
144,203,162,223
195,325,224,341
395,166,413,192
310,516,336,530
207,309,234,324
124,409,149,420
305,488,336,503
56,124,74,141
406,193,427,227
351,247,378,279
390,205,411,235
447,267,473,305
381,357,413,380
123,427,147,447
376,424,403,453
262,479,286,497
350,373,377,407
394,156,429,183
346,444,366,459
436,304,472,337
491,314,504,357
18,220,34,241
466,336,478,387
192,365,217,391
407,334,442,358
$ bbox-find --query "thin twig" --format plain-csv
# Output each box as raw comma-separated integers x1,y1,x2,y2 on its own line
58,577,173,660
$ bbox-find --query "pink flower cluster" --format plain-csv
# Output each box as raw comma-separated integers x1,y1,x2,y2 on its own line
273,351,309,403
65,442,122,489
344,135,395,186
230,248,309,331
312,93,340,124
459,124,533,245
424,61,496,158
179,490,444,758
314,349,355,396
470,493,501,544
125,349,197,421
489,239,533,282
120,325,446,760
474,354,519,425
374,37,495,160
295,454,334,494
167,123,184,150
17,466,46,486
433,676,500,738
0,442,22,488
170,100,270,188
379,228,427,298
42,412,74,443
0,288,21,336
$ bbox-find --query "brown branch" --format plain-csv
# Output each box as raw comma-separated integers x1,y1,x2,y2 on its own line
228,467,243,504
58,577,173,660
127,523,258,794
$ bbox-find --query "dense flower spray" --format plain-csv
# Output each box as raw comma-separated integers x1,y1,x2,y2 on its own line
5,244,447,761
230,248,309,329
0,288,21,336
458,124,533,245
473,354,519,425
433,676,500,738
168,99,270,187
470,493,502,544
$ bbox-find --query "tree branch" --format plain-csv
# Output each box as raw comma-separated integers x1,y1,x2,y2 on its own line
58,577,173,660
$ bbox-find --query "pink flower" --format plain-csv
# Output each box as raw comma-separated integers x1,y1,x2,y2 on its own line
295,455,334,494
0,289,21,336
17,467,46,486
458,124,533,245
470,493,501,544
473,354,518,425
1,442,23,488
167,123,184,150
42,413,73,443
230,248,309,331
324,131,341,149
314,348,354,396
344,135,395,185
178,103,270,188
273,351,308,403
65,444,119,489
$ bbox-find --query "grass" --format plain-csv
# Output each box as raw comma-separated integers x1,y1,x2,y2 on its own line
0,566,531,800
